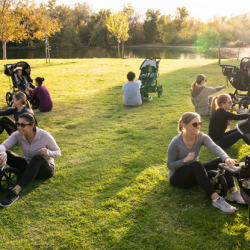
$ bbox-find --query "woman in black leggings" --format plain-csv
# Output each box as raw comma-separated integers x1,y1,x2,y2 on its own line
167,112,245,214
0,91,33,135
0,113,61,207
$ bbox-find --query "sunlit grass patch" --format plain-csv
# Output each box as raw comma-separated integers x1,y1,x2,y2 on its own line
0,58,249,249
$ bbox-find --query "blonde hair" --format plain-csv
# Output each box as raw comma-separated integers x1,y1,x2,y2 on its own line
14,91,34,115
191,74,205,92
178,112,200,133
210,94,230,114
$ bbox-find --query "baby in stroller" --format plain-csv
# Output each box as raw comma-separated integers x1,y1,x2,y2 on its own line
140,66,155,85
12,67,35,92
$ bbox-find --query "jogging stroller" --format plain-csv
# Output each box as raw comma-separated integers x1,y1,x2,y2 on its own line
138,57,162,98
4,61,34,107
208,119,250,220
220,57,250,109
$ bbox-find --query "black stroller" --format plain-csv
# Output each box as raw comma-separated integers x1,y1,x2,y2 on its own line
208,119,250,220
220,57,250,109
4,61,34,107
138,57,162,98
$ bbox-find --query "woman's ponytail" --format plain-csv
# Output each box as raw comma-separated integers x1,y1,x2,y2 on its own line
26,100,34,115
191,74,206,92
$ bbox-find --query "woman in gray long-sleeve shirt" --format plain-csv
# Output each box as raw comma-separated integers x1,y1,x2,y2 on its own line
0,113,61,207
190,74,247,116
190,74,227,116
167,112,245,214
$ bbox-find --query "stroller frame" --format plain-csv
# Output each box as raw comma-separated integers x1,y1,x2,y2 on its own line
138,57,162,99
220,57,250,109
4,61,33,107
208,160,250,220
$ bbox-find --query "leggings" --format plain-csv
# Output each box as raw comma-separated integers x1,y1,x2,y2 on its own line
216,129,249,150
6,150,54,188
0,117,17,135
170,158,236,196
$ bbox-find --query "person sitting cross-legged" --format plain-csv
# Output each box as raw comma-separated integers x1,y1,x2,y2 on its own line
122,71,153,107
0,113,61,207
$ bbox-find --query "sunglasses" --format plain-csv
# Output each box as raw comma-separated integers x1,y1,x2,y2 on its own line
204,79,207,82
192,122,202,127
15,122,32,128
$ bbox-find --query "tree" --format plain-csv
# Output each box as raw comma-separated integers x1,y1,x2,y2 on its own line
106,11,129,58
143,9,161,43
0,0,60,59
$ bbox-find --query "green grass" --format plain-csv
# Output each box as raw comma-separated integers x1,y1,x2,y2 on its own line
0,58,249,249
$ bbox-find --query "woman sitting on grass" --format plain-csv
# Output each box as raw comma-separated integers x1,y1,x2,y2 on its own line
209,93,250,150
27,77,53,112
0,113,61,207
190,74,248,116
0,91,33,135
167,112,245,214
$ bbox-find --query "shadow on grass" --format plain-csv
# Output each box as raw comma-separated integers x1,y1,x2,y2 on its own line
0,59,249,248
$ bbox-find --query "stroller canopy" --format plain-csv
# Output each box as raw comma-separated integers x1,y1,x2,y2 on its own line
4,61,31,77
140,60,157,69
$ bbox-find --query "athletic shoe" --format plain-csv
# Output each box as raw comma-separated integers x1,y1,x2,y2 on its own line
0,189,19,207
212,197,237,214
227,190,246,204
147,96,153,102
237,108,249,114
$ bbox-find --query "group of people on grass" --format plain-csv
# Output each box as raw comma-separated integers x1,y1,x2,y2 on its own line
123,68,250,214
168,74,250,214
0,67,60,207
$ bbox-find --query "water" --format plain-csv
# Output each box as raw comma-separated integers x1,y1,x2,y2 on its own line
1,46,220,60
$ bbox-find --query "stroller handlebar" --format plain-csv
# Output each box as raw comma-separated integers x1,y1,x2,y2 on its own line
220,64,236,68
218,163,249,173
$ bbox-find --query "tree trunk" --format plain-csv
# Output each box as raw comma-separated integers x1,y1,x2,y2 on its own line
3,41,7,60
122,39,124,59
118,41,120,58
218,42,221,65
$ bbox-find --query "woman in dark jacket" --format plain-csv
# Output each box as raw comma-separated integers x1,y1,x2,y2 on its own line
209,93,249,149
0,91,33,135
28,77,53,112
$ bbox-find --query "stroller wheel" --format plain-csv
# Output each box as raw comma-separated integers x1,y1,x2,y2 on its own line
208,170,228,198
239,96,250,109
6,92,13,107
157,84,163,98
0,168,21,193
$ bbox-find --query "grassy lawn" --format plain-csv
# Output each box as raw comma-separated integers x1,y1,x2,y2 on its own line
0,58,249,249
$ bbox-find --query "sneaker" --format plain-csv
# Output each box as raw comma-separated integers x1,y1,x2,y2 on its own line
237,108,249,114
147,96,153,102
212,197,237,214
227,190,246,204
0,189,19,207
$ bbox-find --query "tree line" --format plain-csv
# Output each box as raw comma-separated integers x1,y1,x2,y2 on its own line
2,0,250,56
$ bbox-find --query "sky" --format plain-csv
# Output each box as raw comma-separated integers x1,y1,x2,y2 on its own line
35,0,250,22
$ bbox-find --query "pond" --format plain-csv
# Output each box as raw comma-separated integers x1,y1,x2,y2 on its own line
2,46,221,60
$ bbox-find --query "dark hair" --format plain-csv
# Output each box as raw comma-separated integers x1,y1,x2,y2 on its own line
35,77,45,86
18,113,38,131
127,71,136,81
14,92,33,114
